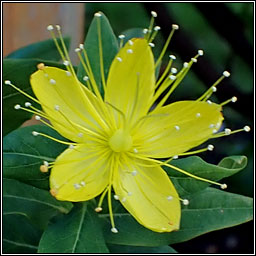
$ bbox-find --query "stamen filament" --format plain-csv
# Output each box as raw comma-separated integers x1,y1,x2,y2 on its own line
96,15,107,92
155,25,178,68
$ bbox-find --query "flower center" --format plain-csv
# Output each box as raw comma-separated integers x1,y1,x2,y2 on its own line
109,129,133,152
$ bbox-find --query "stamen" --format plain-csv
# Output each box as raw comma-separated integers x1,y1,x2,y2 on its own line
220,96,237,106
116,57,122,62
221,184,227,189
94,12,102,17
37,63,45,70
133,148,138,154
50,188,58,197
118,34,125,48
175,125,180,131
40,164,49,173
50,79,56,85
74,183,81,190
127,49,133,54
35,115,41,120
244,125,251,132
32,131,39,136
182,199,189,205
196,113,201,117
155,24,179,67
149,42,155,47
171,67,177,74
151,11,157,17
131,170,138,176
47,25,54,31
111,227,118,233
207,144,214,151
25,102,32,107
113,195,119,200
211,125,251,138
95,207,103,212
198,49,204,56
167,196,173,201
14,104,21,110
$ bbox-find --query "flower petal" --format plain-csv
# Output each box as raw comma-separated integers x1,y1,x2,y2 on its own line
133,101,223,158
105,38,155,126
113,157,180,232
30,67,108,142
50,144,110,202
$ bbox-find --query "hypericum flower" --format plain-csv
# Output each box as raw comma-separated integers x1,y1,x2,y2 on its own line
5,11,250,233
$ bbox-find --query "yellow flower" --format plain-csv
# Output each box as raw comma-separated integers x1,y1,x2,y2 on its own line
5,12,250,234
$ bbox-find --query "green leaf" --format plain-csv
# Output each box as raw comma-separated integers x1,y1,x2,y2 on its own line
164,155,247,196
77,12,118,95
3,178,73,230
3,125,68,190
3,214,41,254
108,244,177,253
3,59,67,136
6,37,70,61
38,203,109,253
101,188,252,246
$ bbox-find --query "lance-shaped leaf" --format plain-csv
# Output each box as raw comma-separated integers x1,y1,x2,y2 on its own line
164,155,247,196
3,214,41,254
3,125,68,190
6,37,70,60
38,203,109,253
101,188,253,246
3,178,73,230
3,59,68,136
77,12,118,95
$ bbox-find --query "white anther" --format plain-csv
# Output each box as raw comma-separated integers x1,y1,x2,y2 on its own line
43,161,49,167
213,129,218,134
111,227,118,233
154,26,161,31
4,80,11,85
151,11,157,17
183,62,189,68
207,144,214,151
50,79,56,85
207,100,212,104
116,57,122,62
74,183,81,190
69,144,74,149
25,102,32,107
169,55,176,60
95,207,102,212
143,28,148,34
149,42,155,47
172,24,179,30
44,73,49,77
127,49,133,54
14,104,21,110
47,25,54,31
182,199,189,205
114,195,119,200
216,122,221,128
127,192,132,196
209,124,215,128
221,184,227,189
198,49,204,56
223,71,230,77
231,96,237,102
79,43,84,49
66,71,71,76
35,115,41,121
244,126,251,132
169,75,176,80
121,197,127,203
173,155,179,159
118,34,125,39
80,181,86,186
171,67,177,74
63,60,69,66
54,105,60,111
196,113,201,117
75,48,81,53
133,148,138,154
55,25,61,31
175,125,180,131
224,128,231,135
94,12,102,17
167,196,173,201
212,86,217,92
32,131,39,136
131,170,138,176
128,40,134,46
161,227,167,231
191,58,197,63
78,133,83,138
83,76,89,81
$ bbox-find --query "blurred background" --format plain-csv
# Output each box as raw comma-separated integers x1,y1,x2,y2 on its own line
3,2,254,253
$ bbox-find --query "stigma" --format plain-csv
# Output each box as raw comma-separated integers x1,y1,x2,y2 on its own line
109,129,133,152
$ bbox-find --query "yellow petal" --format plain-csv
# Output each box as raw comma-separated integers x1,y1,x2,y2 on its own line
105,38,155,126
30,67,107,142
50,144,110,202
133,101,223,158
113,157,180,232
